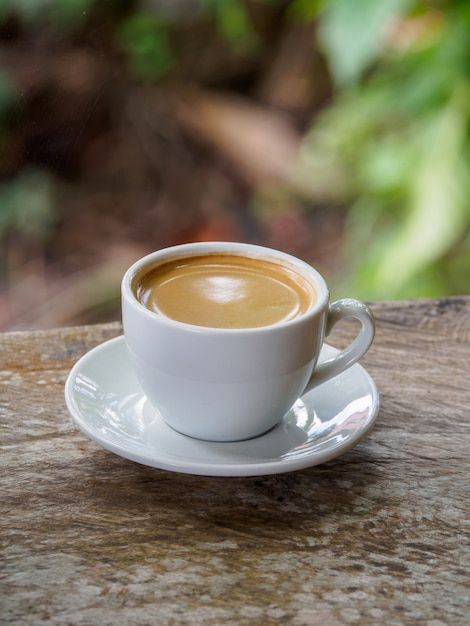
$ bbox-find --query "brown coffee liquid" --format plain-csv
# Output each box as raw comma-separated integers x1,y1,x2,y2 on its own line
135,254,316,329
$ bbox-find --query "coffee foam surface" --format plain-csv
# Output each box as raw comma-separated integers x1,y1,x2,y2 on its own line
136,254,316,329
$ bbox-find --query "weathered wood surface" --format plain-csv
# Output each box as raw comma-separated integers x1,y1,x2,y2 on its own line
1,298,469,626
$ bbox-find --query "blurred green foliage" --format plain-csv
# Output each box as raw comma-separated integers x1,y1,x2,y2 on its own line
118,0,258,80
0,0,468,305
302,0,470,298
0,0,95,29
318,0,413,86
118,12,174,82
0,170,55,240
202,0,258,51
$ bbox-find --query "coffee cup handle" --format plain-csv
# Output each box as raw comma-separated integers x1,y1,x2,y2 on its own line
304,299,375,392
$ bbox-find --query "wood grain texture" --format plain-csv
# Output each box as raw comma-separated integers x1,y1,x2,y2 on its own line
1,299,469,626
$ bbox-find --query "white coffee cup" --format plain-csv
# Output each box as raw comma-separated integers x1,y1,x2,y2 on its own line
122,242,375,442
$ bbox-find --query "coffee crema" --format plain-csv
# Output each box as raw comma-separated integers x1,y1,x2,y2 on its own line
135,254,317,329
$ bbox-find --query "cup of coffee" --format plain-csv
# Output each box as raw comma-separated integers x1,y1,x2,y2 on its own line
122,242,375,442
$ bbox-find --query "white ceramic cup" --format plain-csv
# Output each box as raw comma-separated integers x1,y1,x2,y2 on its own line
122,242,375,442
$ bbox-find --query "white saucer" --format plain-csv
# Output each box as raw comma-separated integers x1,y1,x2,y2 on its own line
65,336,379,477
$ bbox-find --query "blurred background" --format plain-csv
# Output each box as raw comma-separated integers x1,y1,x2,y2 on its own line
0,0,469,330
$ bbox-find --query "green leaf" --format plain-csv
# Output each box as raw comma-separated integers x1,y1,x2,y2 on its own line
288,0,322,22
118,13,174,82
444,235,470,294
373,83,470,294
217,0,251,42
202,0,257,51
318,0,413,86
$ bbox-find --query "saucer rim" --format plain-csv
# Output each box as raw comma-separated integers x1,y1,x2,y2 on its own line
65,336,380,477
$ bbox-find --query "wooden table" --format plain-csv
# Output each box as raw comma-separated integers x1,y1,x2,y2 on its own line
1,298,469,625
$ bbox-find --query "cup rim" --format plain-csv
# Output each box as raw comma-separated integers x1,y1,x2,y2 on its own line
122,242,330,334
